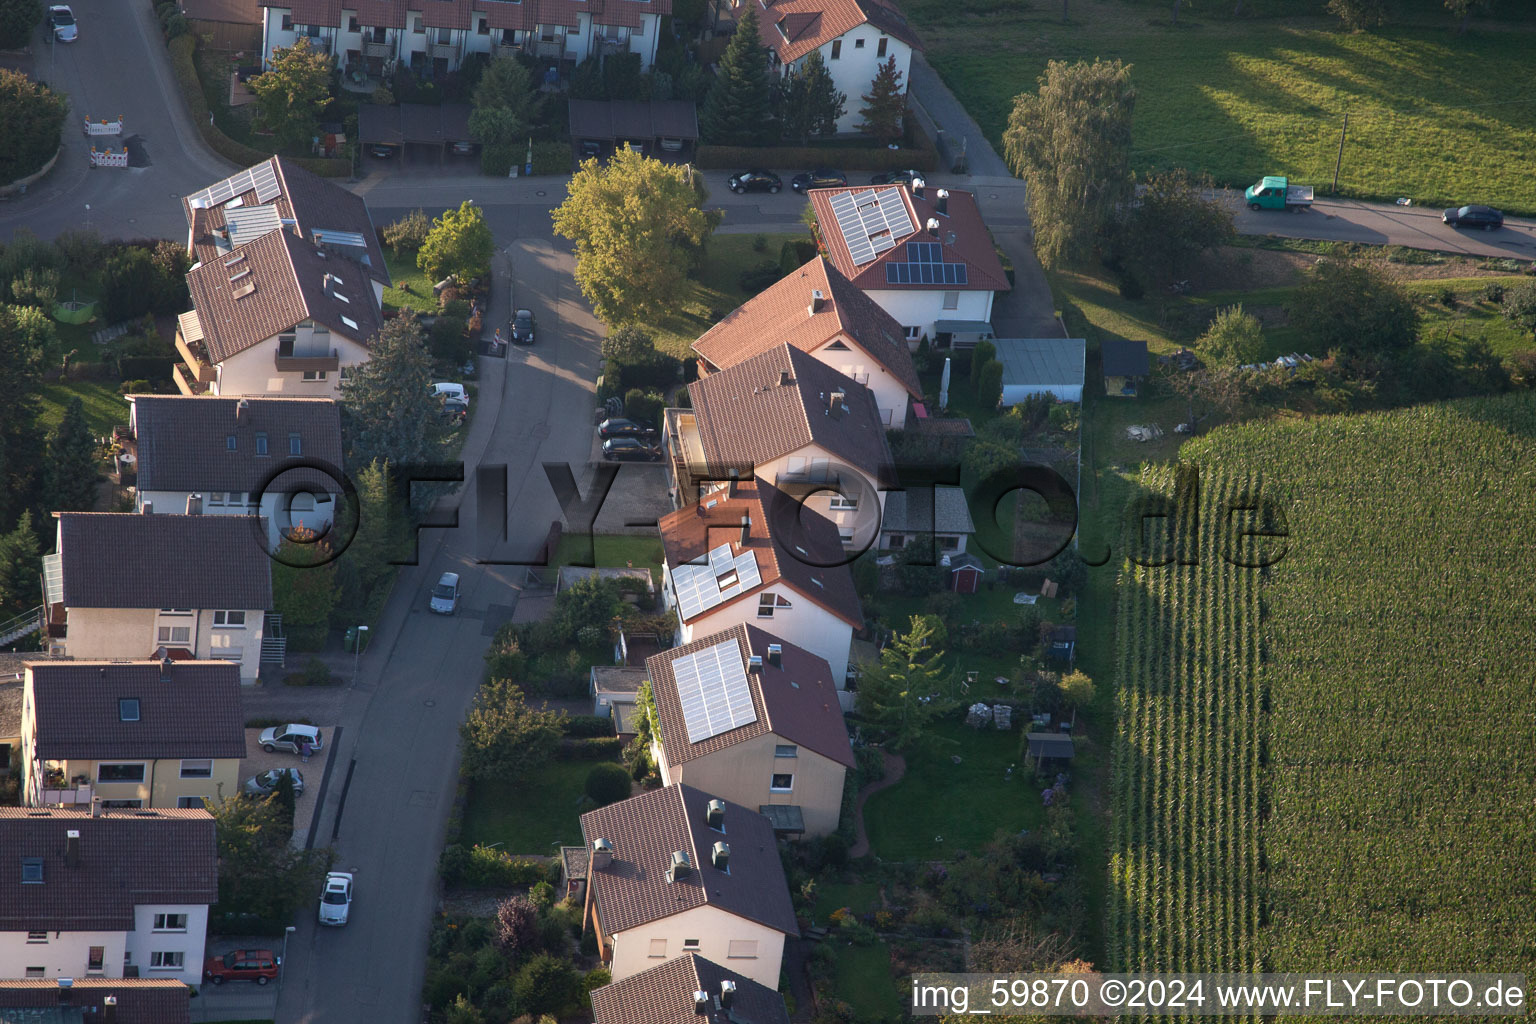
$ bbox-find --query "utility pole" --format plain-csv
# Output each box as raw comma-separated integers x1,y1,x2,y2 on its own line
1332,112,1348,194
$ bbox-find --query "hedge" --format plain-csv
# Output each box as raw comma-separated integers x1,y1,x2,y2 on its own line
557,736,623,760
564,714,617,738
439,843,561,888
695,140,936,173
530,140,572,176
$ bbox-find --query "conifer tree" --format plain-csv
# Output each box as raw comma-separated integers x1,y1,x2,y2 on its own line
45,397,99,512
700,3,773,146
857,56,905,146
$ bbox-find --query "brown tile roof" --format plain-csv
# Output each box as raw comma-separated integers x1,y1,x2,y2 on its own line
647,624,853,769
657,477,862,628
288,0,341,25
129,395,342,494
186,227,382,364
0,979,192,1024
591,953,791,1024
181,0,261,23
0,807,217,932
687,344,895,485
754,0,919,64
580,784,797,936
693,257,920,399
28,661,246,761
353,0,408,25
420,0,471,27
810,184,1010,293
55,512,273,611
184,157,390,290
480,0,535,29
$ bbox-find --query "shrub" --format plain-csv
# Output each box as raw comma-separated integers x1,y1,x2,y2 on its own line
441,844,557,888
584,762,632,806
513,954,583,1018
564,715,616,737
285,657,335,686
383,209,432,257
623,387,664,427
780,238,818,276
1440,286,1458,308
494,894,540,958
557,736,624,760
370,85,395,106
738,259,782,295
431,315,472,365
443,297,472,319
1483,281,1507,304
530,140,571,176
752,233,768,252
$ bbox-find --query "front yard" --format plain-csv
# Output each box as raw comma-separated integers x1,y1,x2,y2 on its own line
649,233,811,359
382,251,440,316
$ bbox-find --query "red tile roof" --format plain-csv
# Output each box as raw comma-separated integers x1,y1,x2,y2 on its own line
754,0,919,64
810,183,1010,293
647,624,854,768
0,979,192,1024
693,257,920,399
590,954,791,1024
580,784,797,936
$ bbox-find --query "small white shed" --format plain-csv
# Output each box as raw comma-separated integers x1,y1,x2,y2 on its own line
995,338,1086,405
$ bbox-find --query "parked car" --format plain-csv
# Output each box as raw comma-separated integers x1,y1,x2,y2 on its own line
429,571,460,615
318,872,354,926
430,382,468,406
791,168,847,193
204,950,279,985
368,144,395,159
1442,204,1503,230
869,168,922,186
244,768,305,797
598,417,656,440
510,308,535,345
602,437,662,462
450,141,475,155
259,724,324,755
659,137,685,152
47,5,77,41
729,169,782,194
579,139,603,159
440,397,468,422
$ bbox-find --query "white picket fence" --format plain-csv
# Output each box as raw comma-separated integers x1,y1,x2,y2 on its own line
89,147,129,168
83,115,124,136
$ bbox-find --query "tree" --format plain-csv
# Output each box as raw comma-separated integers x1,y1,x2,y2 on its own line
1502,279,1536,338
1003,59,1135,270
584,762,632,806
513,954,583,1018
699,2,772,146
459,679,567,782
1115,168,1234,287
1445,0,1493,33
1326,0,1385,30
248,43,335,153
1198,304,1265,366
552,148,718,327
976,359,1004,410
493,894,540,958
340,313,441,469
0,304,46,528
147,239,192,314
856,615,956,752
382,209,431,258
1290,258,1418,358
970,340,997,390
98,246,158,323
333,459,405,624
443,995,486,1024
271,529,336,650
208,794,329,923
10,266,58,309
671,0,707,30
780,50,844,143
0,2,42,61
418,200,494,284
469,104,521,149
45,397,98,512
856,56,905,147
602,324,660,366
0,66,65,183
473,57,540,123
1057,669,1094,727
0,511,40,617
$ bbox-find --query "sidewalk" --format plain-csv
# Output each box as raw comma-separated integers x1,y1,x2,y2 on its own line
906,54,1013,179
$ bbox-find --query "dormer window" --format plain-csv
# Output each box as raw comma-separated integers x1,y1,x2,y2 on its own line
21,858,42,883
119,698,140,722
255,433,268,456
226,435,237,450
289,434,302,456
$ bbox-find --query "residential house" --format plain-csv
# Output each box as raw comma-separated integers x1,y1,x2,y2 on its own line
127,395,344,551
176,157,388,398
665,344,894,545
259,0,671,79
0,979,192,1024
692,257,921,429
579,784,797,988
1101,338,1150,397
590,665,647,719
41,513,274,683
657,476,863,706
22,660,246,810
646,624,853,838
590,952,791,1024
877,485,974,554
748,0,921,134
0,806,217,985
995,338,1086,405
809,181,1010,347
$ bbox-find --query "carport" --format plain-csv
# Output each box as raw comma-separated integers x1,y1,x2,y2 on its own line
358,102,474,164
568,99,699,160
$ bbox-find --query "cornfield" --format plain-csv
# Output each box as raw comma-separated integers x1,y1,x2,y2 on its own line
1108,394,1536,1010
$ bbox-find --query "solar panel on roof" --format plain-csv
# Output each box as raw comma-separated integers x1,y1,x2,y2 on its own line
887,258,969,286
672,639,757,744
314,228,367,249
830,189,915,267
252,160,281,202
907,241,941,262
671,548,762,620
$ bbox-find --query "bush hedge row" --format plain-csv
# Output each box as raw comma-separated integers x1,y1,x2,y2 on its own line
695,141,936,173
564,714,616,738
556,736,623,759
530,140,572,176
439,843,560,888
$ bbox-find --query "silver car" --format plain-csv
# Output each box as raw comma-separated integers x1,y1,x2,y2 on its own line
429,572,460,614
244,768,305,797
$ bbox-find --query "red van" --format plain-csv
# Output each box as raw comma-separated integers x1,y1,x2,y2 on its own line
204,949,280,985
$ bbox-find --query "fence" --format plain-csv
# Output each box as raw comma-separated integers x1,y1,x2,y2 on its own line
83,115,124,136
89,147,129,168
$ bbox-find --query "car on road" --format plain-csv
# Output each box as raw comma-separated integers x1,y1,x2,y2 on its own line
598,417,656,440
47,5,77,41
204,950,279,985
510,308,535,345
244,768,305,797
430,382,468,406
318,871,354,926
869,168,922,186
368,144,395,159
429,571,460,614
259,724,324,755
729,169,782,194
791,168,847,193
1442,204,1503,231
602,437,662,462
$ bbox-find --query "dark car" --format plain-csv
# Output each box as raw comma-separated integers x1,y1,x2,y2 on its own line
510,308,535,345
368,144,395,159
579,139,603,159
602,437,662,462
1442,204,1503,231
204,950,280,985
598,417,656,440
729,169,782,195
869,168,922,186
791,168,847,193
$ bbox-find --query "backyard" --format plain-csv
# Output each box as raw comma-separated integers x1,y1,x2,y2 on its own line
548,533,665,586
649,233,810,359
38,380,128,436
459,759,600,857
383,250,439,317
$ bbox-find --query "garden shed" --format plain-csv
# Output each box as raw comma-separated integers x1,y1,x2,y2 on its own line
1102,339,1150,397
1025,732,1075,768
995,338,1086,405
1048,625,1076,665
946,552,985,594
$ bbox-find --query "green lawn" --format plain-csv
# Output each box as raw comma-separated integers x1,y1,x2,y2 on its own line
38,380,128,437
810,880,881,923
649,234,809,358
912,0,1536,212
863,719,1047,861
831,945,903,1022
460,760,603,856
549,533,664,584
383,251,439,316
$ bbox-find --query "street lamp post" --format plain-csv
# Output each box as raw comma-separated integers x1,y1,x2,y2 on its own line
352,625,368,683
278,924,296,1000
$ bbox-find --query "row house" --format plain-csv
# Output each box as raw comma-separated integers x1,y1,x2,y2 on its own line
41,512,274,683
646,624,854,838
127,395,344,551
259,0,671,79
692,256,922,430
580,784,797,988
0,979,192,1024
656,476,862,706
590,952,791,1024
22,660,246,811
177,158,389,399
0,807,217,986
809,180,1011,347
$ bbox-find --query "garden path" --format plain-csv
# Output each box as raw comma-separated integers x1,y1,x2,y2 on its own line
848,750,908,859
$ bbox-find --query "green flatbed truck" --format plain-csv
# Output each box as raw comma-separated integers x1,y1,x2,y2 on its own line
1245,176,1314,212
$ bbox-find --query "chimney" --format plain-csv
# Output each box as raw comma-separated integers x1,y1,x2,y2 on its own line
711,841,730,871
936,188,950,216
693,990,711,1015
767,644,782,668
748,654,763,673
739,514,750,546
590,837,614,870
161,655,173,683
141,500,153,515
778,370,793,387
186,494,202,515
945,231,957,247
720,980,737,1009
706,798,726,830
912,177,925,198
667,850,692,882
91,797,102,818
926,217,941,237
65,829,81,868
103,995,118,1023
236,397,250,424
829,391,846,419
56,979,73,1005
808,288,825,316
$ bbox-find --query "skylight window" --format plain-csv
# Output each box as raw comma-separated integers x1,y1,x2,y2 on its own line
340,315,358,330
21,858,42,883
119,698,140,722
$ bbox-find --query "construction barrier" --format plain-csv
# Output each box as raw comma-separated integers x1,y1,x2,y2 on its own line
89,147,129,168
83,115,124,136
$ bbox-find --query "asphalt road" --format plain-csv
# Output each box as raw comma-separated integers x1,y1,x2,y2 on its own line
1232,196,1536,261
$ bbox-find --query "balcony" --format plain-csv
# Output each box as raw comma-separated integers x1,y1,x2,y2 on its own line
533,37,563,59
174,319,216,384
363,34,395,57
429,40,457,59
39,784,92,806
492,41,524,60
275,339,340,373
173,363,211,396
664,408,707,508
596,36,630,56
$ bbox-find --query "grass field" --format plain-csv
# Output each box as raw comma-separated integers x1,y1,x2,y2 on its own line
649,234,808,358
383,251,439,316
831,945,904,1021
910,0,1536,213
38,380,127,437
549,533,664,583
1107,394,1536,975
460,760,600,856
